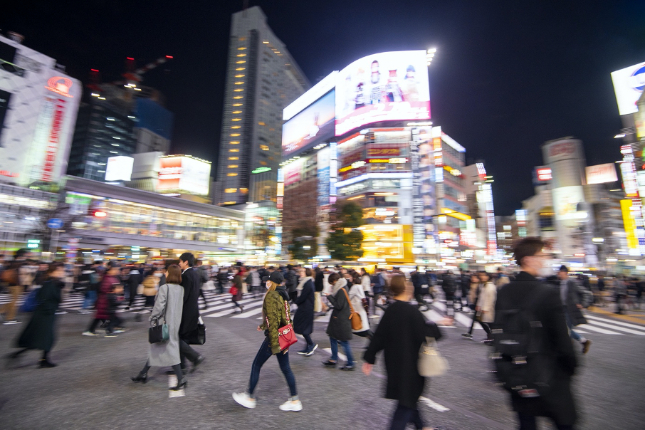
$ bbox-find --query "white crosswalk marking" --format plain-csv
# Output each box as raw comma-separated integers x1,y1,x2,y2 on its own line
582,320,644,335
205,301,263,318
231,306,264,318
576,324,623,335
585,315,645,332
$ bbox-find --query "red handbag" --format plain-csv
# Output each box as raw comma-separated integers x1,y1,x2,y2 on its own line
229,286,238,296
266,299,298,352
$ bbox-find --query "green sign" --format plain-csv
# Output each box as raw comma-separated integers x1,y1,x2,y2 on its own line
252,167,271,174
27,239,40,249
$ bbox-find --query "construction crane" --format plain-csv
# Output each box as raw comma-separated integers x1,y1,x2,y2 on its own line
113,55,174,89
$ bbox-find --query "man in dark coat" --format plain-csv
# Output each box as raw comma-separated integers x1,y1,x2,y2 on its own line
495,238,578,429
556,265,591,354
178,253,205,372
411,267,429,310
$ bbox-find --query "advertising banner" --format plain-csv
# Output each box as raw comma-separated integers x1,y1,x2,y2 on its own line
157,156,211,196
335,51,430,136
283,158,304,187
317,147,331,207
367,146,402,157
621,199,639,250
542,139,584,164
282,90,335,157
105,156,134,182
586,163,618,185
611,61,645,116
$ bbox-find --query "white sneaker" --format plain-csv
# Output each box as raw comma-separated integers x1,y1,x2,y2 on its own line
82,331,98,336
3,320,20,325
279,399,303,412
232,392,256,409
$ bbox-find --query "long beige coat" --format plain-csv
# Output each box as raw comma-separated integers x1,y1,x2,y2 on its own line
148,283,184,367
479,281,497,323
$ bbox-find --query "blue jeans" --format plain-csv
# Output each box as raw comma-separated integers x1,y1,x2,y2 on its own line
565,312,581,342
248,337,297,397
329,337,354,366
82,290,97,309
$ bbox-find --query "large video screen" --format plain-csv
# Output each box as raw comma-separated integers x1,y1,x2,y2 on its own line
335,51,430,136
282,90,335,158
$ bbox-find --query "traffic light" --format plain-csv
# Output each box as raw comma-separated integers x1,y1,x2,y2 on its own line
92,209,107,218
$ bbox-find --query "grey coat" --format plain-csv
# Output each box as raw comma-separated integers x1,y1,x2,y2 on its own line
148,283,184,367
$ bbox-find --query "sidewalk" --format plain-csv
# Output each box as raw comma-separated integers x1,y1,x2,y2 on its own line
587,305,645,326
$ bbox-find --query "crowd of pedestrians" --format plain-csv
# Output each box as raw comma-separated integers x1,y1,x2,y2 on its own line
1,238,638,428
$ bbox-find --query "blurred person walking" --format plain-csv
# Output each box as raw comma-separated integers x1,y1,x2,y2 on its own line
178,253,205,373
411,267,430,311
8,262,66,368
462,272,484,340
363,274,443,430
493,238,578,430
1,249,29,325
231,267,245,313
131,265,186,389
322,273,356,370
555,266,591,354
83,261,122,336
142,269,160,311
441,271,457,321
104,282,125,337
349,273,372,341
294,267,316,356
476,271,496,343
125,265,141,310
195,260,210,309
360,268,372,314
314,267,325,313
232,271,302,412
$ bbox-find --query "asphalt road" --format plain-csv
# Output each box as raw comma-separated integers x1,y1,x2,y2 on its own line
1,302,644,429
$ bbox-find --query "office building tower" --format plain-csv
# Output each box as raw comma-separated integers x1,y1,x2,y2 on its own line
217,6,309,206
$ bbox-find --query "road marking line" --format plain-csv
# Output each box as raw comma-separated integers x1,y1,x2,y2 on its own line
585,319,645,335
231,306,264,318
454,312,482,330
585,315,645,331
204,301,263,317
168,375,185,398
419,396,450,412
322,347,347,362
577,324,622,335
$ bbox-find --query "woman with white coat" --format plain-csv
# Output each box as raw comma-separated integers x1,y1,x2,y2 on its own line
350,273,372,340
131,264,186,390
477,271,497,343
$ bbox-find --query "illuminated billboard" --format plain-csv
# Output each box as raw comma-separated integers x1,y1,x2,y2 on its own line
282,90,335,157
157,156,211,196
283,158,304,187
611,61,645,115
105,156,134,182
586,163,618,185
335,51,430,136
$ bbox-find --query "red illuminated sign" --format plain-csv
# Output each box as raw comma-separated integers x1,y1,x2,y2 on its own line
367,147,401,157
42,99,66,182
45,77,74,98
535,167,552,182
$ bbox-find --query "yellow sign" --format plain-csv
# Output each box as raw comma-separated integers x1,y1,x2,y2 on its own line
621,199,639,249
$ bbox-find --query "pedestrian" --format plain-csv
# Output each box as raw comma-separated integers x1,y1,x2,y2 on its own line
104,282,125,337
142,268,160,310
363,274,443,430
412,266,430,311
555,266,591,354
285,264,298,303
322,272,356,371
372,268,386,313
314,267,325,313
349,273,372,340
462,273,483,340
360,268,372,314
230,267,245,313
232,271,302,412
217,268,228,295
195,260,209,309
1,248,30,325
8,262,66,368
294,267,317,356
178,253,205,373
441,271,457,321
126,264,141,310
493,237,578,430
83,261,122,336
80,263,101,314
131,265,186,390
476,271,496,343
613,275,627,315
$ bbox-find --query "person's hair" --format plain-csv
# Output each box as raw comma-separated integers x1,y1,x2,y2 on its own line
14,248,28,260
559,265,569,273
389,274,407,296
196,259,202,266
107,260,120,269
179,253,195,267
478,271,490,281
304,267,313,277
361,268,368,275
46,262,65,278
166,264,182,284
328,272,341,284
513,237,545,266
352,274,361,285
165,259,179,270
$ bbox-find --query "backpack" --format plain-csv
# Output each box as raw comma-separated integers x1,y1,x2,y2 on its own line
491,287,555,399
19,287,40,313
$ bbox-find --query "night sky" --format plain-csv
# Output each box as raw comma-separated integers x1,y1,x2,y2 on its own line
3,0,645,214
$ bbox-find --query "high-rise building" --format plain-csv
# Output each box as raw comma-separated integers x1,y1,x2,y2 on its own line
216,6,309,206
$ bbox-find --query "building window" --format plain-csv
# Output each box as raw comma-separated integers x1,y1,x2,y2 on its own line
233,103,243,107
229,149,239,152
234,75,245,78
235,81,244,85
232,118,241,121
236,67,245,71
227,173,238,177
230,141,240,144
237,47,246,50
229,157,239,160
233,96,243,99
260,161,267,166
231,126,241,129
230,133,240,137
225,188,237,193
232,110,242,114
229,165,238,168
236,61,246,64
260,145,269,151
234,89,244,92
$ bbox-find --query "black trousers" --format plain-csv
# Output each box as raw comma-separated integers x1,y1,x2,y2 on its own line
415,292,428,309
179,338,200,368
518,412,573,430
106,314,123,333
198,289,208,307
128,284,138,307
390,402,424,430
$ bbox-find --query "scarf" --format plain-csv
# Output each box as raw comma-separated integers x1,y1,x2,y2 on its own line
331,277,347,296
296,276,312,297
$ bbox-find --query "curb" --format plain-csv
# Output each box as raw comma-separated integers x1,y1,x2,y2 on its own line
586,306,645,326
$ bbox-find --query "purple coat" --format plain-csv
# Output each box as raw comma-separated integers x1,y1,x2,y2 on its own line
94,275,118,319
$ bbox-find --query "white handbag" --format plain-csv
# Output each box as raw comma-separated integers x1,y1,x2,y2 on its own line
418,337,449,377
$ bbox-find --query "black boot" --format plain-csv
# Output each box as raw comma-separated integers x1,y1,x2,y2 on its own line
39,359,57,368
131,372,148,383
170,377,187,390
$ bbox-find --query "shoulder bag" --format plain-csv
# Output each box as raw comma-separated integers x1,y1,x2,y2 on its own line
187,316,206,345
341,288,363,330
418,337,449,377
148,299,169,344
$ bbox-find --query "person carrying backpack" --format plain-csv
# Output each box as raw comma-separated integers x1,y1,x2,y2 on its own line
492,237,577,430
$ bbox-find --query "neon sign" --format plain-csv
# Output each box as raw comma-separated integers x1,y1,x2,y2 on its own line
45,77,74,98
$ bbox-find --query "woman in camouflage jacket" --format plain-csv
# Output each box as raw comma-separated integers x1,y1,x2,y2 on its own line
232,271,303,412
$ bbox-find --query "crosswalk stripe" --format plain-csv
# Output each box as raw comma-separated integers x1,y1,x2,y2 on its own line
231,306,264,318
585,315,645,331
577,324,623,335
322,347,346,362
205,301,263,318
585,319,645,335
200,297,261,313
454,312,482,330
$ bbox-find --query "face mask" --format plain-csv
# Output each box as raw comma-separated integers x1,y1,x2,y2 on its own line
154,272,162,277
538,259,554,278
